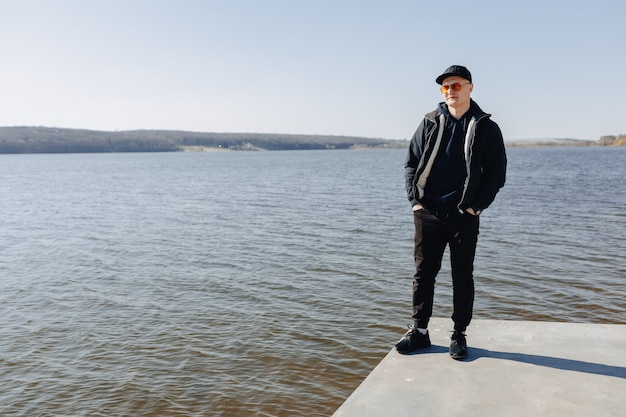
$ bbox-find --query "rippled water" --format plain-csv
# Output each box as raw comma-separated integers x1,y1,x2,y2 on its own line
0,147,624,416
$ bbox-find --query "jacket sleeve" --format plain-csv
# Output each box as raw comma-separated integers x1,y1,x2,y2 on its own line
472,121,507,211
404,120,426,207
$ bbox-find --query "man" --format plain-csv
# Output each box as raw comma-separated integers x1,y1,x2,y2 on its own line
396,65,507,359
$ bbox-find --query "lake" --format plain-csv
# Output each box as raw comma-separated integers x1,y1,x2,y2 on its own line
0,146,624,416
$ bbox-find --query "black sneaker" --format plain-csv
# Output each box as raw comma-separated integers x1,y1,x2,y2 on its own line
395,326,431,354
449,331,468,359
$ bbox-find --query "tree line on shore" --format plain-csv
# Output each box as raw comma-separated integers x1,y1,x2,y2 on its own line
0,127,405,154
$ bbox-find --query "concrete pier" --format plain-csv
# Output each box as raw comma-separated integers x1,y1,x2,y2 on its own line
332,318,626,417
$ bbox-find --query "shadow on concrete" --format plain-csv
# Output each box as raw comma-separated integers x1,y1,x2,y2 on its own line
398,345,626,379
466,347,626,379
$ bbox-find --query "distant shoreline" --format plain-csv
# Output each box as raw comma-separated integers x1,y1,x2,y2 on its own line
506,137,626,147
0,126,406,154
0,126,623,154
180,146,229,152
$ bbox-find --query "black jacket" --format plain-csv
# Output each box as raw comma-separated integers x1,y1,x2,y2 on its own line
404,99,507,213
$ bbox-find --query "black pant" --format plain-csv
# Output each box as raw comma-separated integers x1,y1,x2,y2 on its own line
412,206,479,332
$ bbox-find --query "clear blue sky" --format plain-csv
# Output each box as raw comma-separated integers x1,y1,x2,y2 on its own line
1,0,624,141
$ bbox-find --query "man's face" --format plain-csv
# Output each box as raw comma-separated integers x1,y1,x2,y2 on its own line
440,76,473,109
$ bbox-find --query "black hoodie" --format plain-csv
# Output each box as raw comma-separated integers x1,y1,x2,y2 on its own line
423,102,478,205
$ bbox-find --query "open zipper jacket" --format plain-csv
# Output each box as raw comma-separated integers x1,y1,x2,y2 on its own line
404,99,507,213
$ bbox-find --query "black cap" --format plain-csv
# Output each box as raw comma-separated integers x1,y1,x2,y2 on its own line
435,65,472,84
